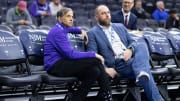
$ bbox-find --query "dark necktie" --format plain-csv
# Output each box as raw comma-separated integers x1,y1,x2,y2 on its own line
124,15,128,27
173,19,176,26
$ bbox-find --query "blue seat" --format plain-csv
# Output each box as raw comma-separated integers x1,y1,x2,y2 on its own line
0,24,13,33
143,31,173,76
143,31,175,100
38,25,51,30
0,30,41,100
166,31,180,76
41,16,57,26
19,29,78,100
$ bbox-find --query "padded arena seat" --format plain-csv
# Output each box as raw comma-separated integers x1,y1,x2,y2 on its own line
143,31,171,76
166,31,180,76
143,31,176,100
0,75,41,87
19,29,78,100
0,30,41,99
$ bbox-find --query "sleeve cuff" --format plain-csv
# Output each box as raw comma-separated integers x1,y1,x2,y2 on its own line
128,46,134,56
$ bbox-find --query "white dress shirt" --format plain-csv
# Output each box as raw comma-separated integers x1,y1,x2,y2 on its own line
99,24,127,59
122,8,131,25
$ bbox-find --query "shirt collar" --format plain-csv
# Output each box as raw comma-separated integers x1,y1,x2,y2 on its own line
56,22,68,30
122,8,130,17
15,7,23,16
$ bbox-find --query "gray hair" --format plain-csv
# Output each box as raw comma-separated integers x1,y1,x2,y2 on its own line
156,1,164,7
56,7,72,18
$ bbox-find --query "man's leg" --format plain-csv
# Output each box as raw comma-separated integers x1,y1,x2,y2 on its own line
131,43,164,101
48,58,101,101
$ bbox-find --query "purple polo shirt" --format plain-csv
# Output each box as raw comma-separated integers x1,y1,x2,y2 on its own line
44,22,95,70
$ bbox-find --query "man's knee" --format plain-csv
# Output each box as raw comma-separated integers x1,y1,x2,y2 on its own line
134,43,149,55
88,66,101,78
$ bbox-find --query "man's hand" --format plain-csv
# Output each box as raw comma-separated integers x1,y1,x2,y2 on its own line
95,53,104,65
122,49,132,61
18,20,26,24
81,30,88,44
41,12,50,16
24,20,29,25
105,68,118,78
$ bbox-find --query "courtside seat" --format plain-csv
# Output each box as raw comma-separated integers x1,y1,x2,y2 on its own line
143,31,177,101
0,30,41,100
0,75,41,87
143,31,171,77
19,29,78,100
166,31,180,77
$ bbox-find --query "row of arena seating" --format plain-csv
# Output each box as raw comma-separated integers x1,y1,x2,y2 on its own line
0,27,180,100
0,17,172,35
1,0,180,27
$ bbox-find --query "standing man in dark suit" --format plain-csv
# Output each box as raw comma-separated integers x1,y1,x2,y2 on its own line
87,5,164,101
111,0,137,30
166,9,180,29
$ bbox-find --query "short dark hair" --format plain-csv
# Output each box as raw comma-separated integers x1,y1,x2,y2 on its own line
169,9,177,14
56,7,72,18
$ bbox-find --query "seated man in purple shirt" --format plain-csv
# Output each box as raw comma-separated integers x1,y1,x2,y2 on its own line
29,0,51,25
44,7,113,101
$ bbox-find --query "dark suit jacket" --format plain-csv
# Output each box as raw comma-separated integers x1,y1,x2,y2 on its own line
166,16,180,29
87,23,137,67
111,10,137,30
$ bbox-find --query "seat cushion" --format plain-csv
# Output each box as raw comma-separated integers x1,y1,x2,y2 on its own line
0,75,41,87
151,68,169,76
42,73,77,85
168,68,180,76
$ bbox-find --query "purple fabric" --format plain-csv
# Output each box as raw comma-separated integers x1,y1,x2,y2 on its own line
29,0,51,17
44,22,95,70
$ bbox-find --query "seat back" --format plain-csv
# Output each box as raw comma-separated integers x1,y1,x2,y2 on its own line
143,31,176,69
143,31,174,60
0,24,13,33
166,31,180,59
67,33,86,51
136,19,148,30
0,30,26,66
0,30,26,76
19,29,85,67
19,29,48,66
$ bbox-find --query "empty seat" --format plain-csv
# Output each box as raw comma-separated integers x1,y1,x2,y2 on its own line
143,31,174,100
75,17,92,27
84,3,96,10
0,30,41,101
137,19,148,31
0,24,13,33
143,32,171,77
41,16,57,27
156,27,168,33
142,27,154,32
38,25,51,30
83,0,95,4
69,2,83,10
96,0,107,5
169,28,180,32
146,19,159,30
74,9,89,19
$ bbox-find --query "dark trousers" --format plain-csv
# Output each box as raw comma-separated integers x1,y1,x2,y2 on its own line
47,58,111,101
